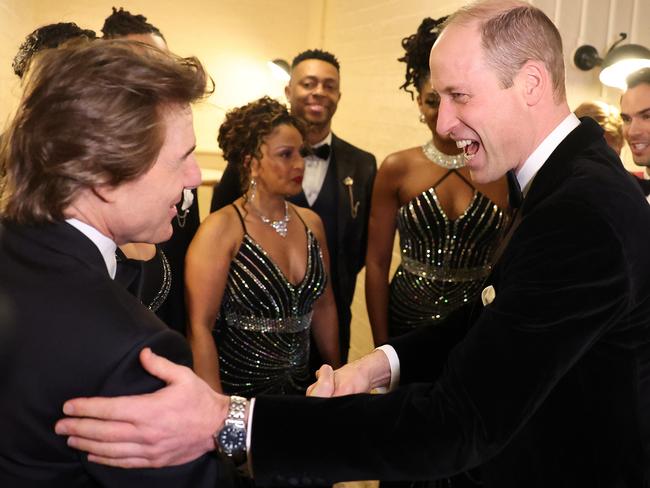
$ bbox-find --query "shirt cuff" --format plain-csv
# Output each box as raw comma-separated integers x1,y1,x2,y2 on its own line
376,344,400,392
246,397,255,452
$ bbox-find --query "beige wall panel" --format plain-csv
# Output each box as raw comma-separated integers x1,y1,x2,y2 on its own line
6,0,314,154
0,0,34,130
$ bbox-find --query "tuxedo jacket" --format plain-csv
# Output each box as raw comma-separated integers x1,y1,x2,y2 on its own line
0,221,232,487
210,133,376,358
250,118,650,488
634,175,650,196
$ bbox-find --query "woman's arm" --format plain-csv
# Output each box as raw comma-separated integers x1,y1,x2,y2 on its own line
302,210,341,368
365,157,401,346
185,210,239,393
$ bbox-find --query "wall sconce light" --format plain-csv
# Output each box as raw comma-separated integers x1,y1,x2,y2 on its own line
575,33,650,90
267,58,290,82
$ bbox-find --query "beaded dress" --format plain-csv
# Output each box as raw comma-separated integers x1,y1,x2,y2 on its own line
214,204,327,398
388,142,509,337
115,246,171,314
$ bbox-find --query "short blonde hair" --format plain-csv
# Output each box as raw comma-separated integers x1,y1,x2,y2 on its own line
574,101,624,152
446,0,566,102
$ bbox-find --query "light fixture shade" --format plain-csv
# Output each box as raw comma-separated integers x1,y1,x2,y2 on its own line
599,44,650,90
268,58,290,82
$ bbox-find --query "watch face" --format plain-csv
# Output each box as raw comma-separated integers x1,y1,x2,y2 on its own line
218,425,246,454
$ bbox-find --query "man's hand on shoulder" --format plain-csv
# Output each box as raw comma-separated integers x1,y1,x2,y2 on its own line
55,348,229,468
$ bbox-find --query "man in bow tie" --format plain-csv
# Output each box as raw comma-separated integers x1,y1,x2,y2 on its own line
211,49,377,368
55,1,650,486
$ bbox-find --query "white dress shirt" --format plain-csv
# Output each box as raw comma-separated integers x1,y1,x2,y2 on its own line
65,218,117,279
303,133,333,206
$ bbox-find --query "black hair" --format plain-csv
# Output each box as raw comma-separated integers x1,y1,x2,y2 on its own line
398,16,447,99
13,22,96,78
291,49,340,71
101,7,165,41
626,67,650,90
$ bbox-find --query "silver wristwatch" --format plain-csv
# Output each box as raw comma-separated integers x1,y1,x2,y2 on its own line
215,395,248,465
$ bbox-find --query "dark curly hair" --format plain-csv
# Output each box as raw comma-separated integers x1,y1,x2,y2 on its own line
101,7,165,41
398,16,447,99
291,49,340,72
12,23,96,78
217,96,306,193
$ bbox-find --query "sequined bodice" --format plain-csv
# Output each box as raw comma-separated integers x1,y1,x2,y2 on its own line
389,185,508,334
216,211,327,397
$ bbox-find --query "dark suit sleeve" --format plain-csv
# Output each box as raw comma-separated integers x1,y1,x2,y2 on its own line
210,162,244,213
357,154,377,269
250,199,629,485
81,329,231,488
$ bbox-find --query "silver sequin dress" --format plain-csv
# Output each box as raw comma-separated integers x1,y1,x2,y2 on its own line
214,205,327,398
388,183,508,336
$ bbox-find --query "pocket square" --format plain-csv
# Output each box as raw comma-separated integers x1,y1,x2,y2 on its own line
481,285,496,306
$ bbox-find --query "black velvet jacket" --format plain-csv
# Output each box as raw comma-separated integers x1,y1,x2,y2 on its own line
251,118,650,488
0,221,233,487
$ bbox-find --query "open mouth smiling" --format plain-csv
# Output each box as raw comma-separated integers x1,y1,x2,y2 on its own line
456,139,480,161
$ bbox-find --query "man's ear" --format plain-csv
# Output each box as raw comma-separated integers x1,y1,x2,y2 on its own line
519,60,546,106
284,83,291,100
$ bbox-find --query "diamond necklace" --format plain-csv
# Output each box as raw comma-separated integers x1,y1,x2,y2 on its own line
253,201,290,238
422,139,466,169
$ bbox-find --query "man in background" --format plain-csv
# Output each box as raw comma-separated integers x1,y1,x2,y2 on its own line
621,67,650,199
212,49,377,367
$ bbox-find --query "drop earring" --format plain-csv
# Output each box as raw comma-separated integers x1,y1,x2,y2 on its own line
248,177,257,203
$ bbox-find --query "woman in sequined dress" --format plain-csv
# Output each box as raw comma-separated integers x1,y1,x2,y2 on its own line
186,97,340,397
366,16,510,344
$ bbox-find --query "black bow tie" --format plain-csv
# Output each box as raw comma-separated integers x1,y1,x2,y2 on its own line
506,170,524,209
312,144,331,160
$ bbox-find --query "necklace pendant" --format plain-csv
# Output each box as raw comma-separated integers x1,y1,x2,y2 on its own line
271,220,288,237
257,201,291,238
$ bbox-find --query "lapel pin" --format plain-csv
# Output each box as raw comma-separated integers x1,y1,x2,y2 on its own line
481,285,496,306
343,177,359,219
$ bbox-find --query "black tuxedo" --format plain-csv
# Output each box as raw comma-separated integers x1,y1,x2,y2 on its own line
634,174,650,196
0,221,232,487
210,133,376,363
250,118,650,487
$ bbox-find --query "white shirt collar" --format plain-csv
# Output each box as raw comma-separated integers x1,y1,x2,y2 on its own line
516,113,580,193
311,132,332,149
65,218,117,279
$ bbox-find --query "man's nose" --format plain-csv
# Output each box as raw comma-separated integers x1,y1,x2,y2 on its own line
436,98,457,139
185,155,202,189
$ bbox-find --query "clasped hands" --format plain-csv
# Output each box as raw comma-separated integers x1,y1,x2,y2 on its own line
54,348,390,469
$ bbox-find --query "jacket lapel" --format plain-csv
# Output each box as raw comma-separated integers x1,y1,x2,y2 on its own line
332,133,356,249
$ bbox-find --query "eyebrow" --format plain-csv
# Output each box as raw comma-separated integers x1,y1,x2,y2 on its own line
622,107,650,118
179,145,196,162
